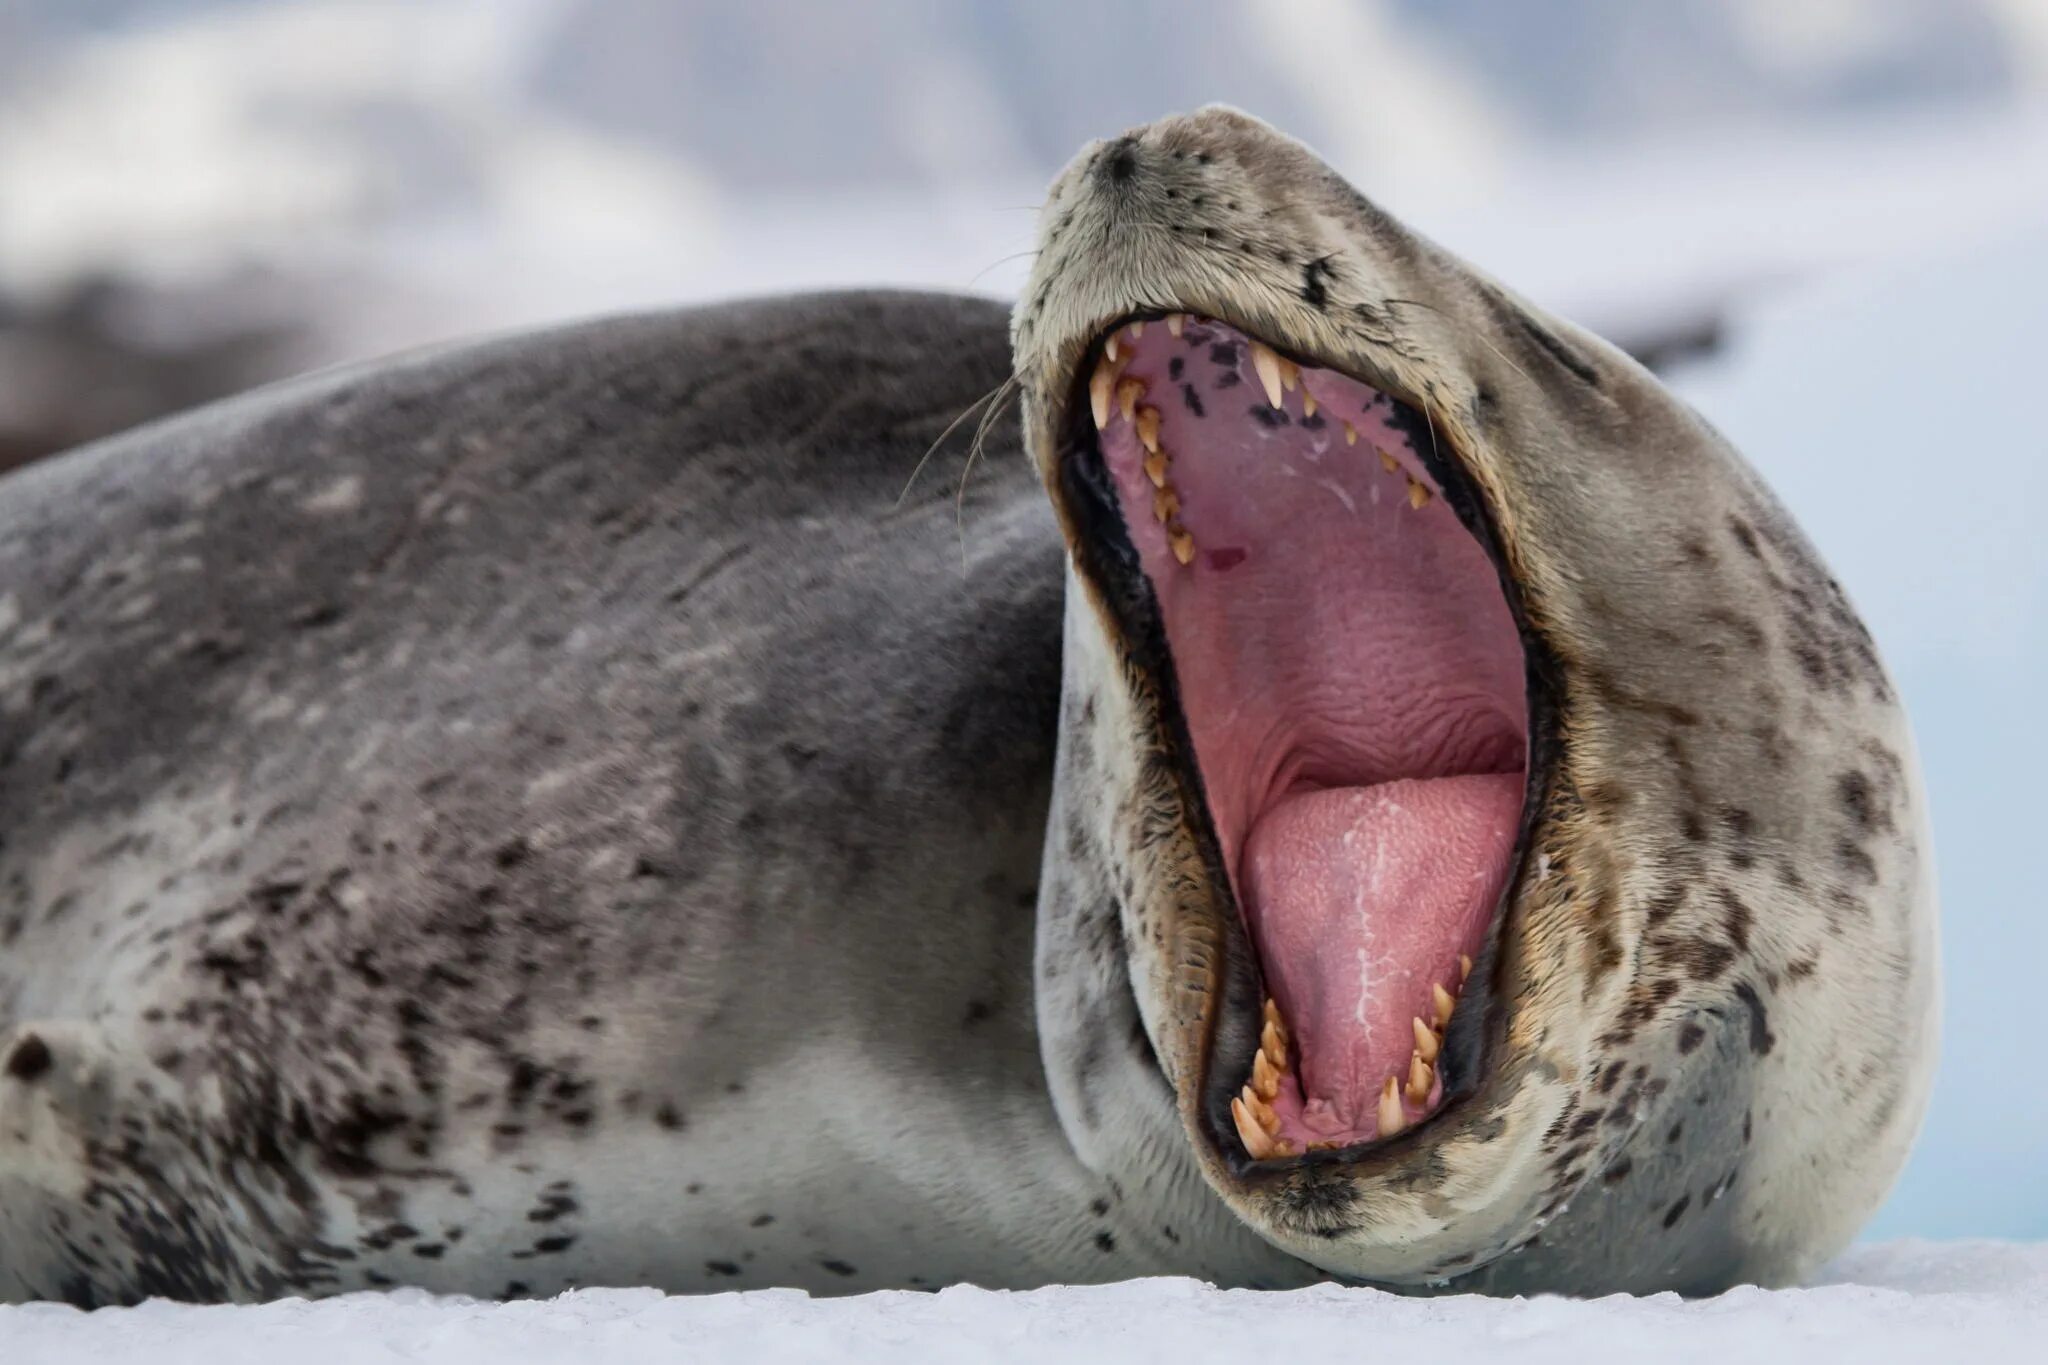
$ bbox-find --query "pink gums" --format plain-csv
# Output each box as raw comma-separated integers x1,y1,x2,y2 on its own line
1096,319,1528,1149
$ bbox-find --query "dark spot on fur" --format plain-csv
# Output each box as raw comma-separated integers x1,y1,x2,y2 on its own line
1728,516,1763,560
5,1032,52,1081
1733,980,1775,1056
1300,257,1334,309
1603,1158,1633,1184
654,1103,682,1130
1677,1022,1705,1054
1663,1194,1691,1229
1715,888,1754,953
820,1259,857,1277
705,1260,741,1277
1095,1231,1117,1253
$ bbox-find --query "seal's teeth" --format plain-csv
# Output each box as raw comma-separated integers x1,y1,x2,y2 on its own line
1343,421,1358,446
1460,953,1474,983
1406,1053,1434,1107
1278,357,1300,393
1271,1138,1299,1157
1240,1085,1279,1135
1143,450,1170,487
1090,359,1120,429
1260,1015,1289,1067
1135,406,1162,454
1168,525,1196,565
1433,981,1457,1030
1116,377,1146,423
1412,1016,1441,1064
1250,341,1285,408
1105,333,1120,364
1232,1097,1275,1159
1407,477,1433,510
1167,312,1186,338
1378,447,1400,474
1151,484,1181,525
1129,320,1145,341
1301,390,1318,419
1252,1047,1282,1101
1378,1077,1407,1137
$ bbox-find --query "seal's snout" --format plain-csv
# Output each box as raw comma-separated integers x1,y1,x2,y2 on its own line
1092,135,1141,188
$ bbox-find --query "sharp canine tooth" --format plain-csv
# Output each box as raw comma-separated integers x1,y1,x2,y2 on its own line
1167,313,1186,338
1233,1097,1275,1158
1241,1085,1278,1134
1433,981,1457,1029
1250,341,1285,408
1407,1053,1433,1105
1090,360,1119,429
1343,421,1358,446
1168,526,1195,565
1135,406,1162,453
1278,357,1300,392
1129,320,1145,340
1302,390,1318,419
1105,334,1120,364
1378,448,1399,474
1412,1016,1440,1064
1116,378,1145,422
1460,953,1473,983
1152,484,1180,524
1252,1048,1281,1101
1271,1139,1299,1157
1378,1077,1407,1136
1407,478,1432,510
1143,450,1170,487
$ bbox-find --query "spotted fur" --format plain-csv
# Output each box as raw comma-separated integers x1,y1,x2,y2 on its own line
1018,107,1936,1293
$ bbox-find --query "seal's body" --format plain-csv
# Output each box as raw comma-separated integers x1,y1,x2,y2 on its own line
0,295,1300,1302
0,110,1937,1306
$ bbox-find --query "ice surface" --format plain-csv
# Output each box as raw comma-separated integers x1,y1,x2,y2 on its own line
1,1241,2041,1364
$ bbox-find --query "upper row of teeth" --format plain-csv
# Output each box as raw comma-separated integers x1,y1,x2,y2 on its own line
1231,954,1472,1161
1090,326,1435,554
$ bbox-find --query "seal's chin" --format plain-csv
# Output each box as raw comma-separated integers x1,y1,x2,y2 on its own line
1077,315,1529,1158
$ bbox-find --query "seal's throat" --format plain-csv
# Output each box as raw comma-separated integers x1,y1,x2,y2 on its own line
1084,316,1529,1156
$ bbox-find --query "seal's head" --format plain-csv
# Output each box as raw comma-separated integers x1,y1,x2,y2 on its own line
1018,107,1937,1294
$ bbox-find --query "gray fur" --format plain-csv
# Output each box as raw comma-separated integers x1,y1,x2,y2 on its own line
0,293,1305,1302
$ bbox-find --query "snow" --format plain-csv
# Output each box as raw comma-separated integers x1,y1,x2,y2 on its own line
0,1242,2040,1363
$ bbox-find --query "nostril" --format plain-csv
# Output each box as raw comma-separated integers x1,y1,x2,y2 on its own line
1098,137,1139,186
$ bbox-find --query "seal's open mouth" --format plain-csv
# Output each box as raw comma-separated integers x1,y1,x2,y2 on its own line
1066,314,1530,1158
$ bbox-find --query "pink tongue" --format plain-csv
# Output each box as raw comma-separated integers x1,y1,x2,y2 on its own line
1240,772,1524,1134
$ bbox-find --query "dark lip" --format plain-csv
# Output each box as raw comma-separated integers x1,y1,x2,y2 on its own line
1050,312,1565,1175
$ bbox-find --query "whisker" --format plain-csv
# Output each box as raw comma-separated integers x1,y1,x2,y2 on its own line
966,250,1040,290
956,375,1023,574
896,380,1011,508
1384,297,1531,386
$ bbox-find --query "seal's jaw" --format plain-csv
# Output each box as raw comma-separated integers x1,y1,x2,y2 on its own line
1079,316,1528,1155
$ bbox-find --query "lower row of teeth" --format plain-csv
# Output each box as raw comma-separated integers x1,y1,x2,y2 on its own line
1230,954,1472,1160
1091,322,1436,569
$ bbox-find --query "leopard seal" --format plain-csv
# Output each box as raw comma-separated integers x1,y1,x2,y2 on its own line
0,107,1935,1305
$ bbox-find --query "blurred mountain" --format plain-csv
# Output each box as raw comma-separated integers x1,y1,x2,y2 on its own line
3,0,2048,463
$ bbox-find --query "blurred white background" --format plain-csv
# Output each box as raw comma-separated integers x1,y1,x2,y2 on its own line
1,0,2042,1243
